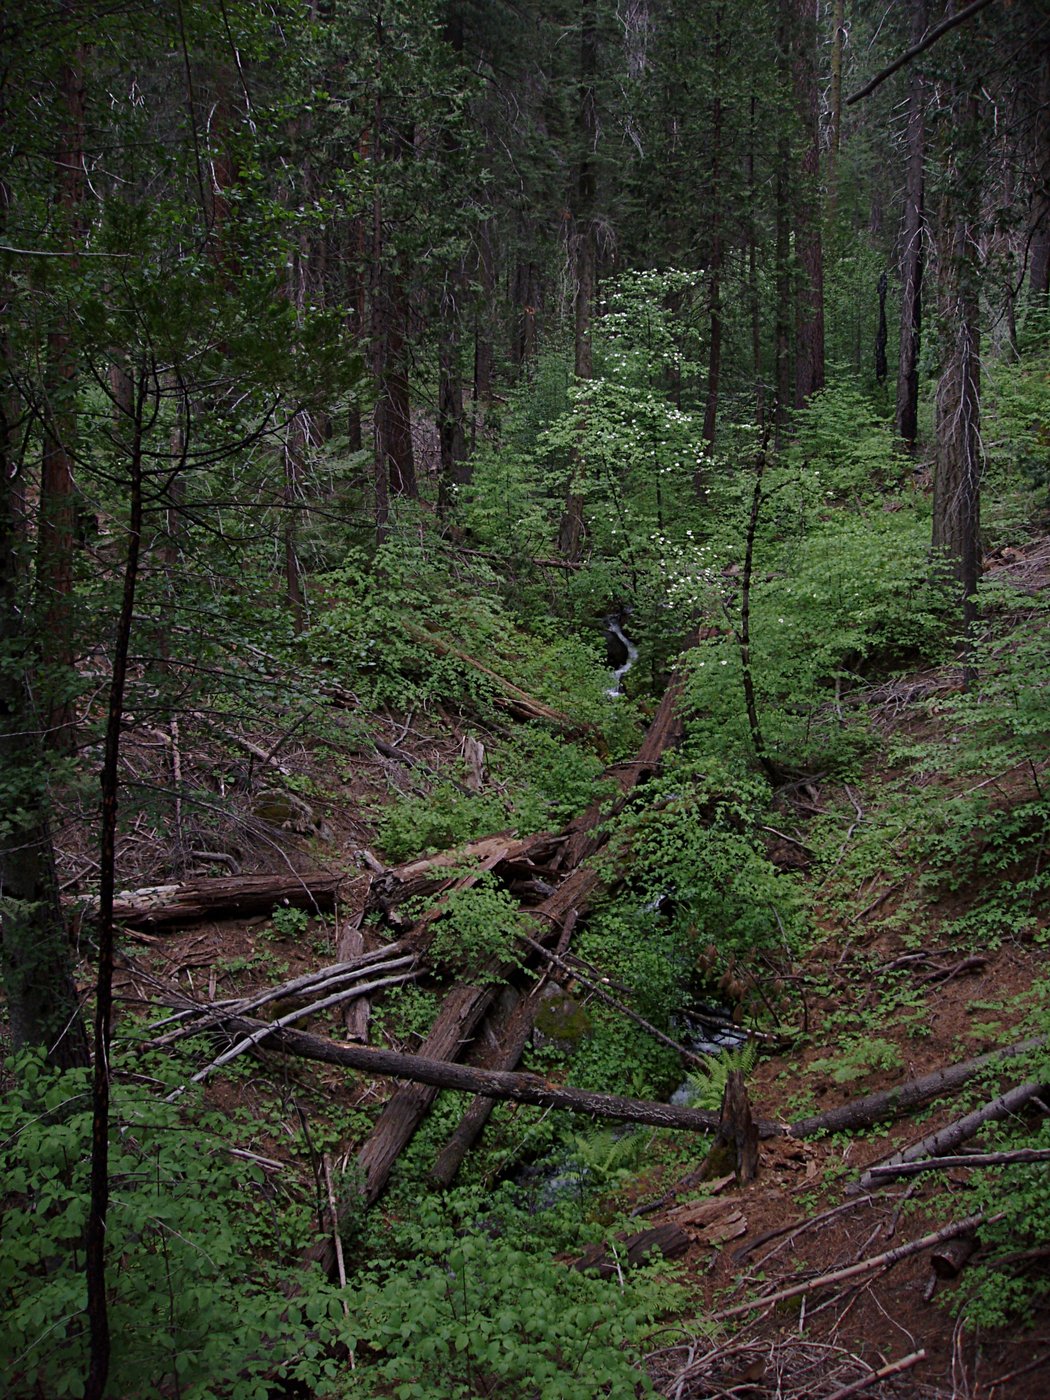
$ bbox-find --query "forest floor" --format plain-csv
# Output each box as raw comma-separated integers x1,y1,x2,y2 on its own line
48,537,1050,1399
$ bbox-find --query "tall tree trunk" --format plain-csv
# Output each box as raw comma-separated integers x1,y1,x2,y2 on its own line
701,5,724,455
0,389,88,1071
792,0,825,407
932,92,982,638
1028,39,1050,301
437,269,469,518
896,0,927,448
560,0,599,560
37,21,86,751
85,361,148,1400
827,0,845,218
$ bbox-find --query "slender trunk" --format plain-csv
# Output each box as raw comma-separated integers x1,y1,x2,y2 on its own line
37,24,86,751
560,0,599,560
1028,41,1050,301
792,0,824,407
85,362,148,1400
827,0,845,217
895,0,927,448
701,6,724,456
748,95,764,424
437,271,469,518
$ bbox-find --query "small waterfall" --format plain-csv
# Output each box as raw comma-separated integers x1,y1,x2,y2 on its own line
604,614,638,698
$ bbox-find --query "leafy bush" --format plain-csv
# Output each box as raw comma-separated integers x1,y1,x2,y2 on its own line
429,874,525,975
0,1051,341,1399
344,1208,664,1398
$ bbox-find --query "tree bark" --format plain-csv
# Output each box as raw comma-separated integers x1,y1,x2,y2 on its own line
895,0,927,449
791,0,825,408
37,19,87,751
932,88,982,634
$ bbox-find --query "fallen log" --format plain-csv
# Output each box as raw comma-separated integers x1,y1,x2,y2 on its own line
787,1036,1047,1140
402,653,692,1197
712,1212,995,1323
854,1079,1050,1191
186,1012,737,1135
89,873,347,930
429,975,556,1189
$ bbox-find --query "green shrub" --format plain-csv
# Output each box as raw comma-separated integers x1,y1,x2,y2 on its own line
0,1051,341,1399
343,1211,663,1398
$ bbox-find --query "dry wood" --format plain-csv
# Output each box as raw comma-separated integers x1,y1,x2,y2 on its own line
147,945,412,1045
855,1079,1048,1191
931,1236,976,1279
572,1223,691,1278
189,1010,736,1134
168,970,420,1096
367,831,565,920
788,1036,1047,1140
866,1146,1050,1179
91,873,347,929
336,916,371,1042
718,1070,759,1185
712,1212,994,1322
824,1350,926,1400
428,976,554,1188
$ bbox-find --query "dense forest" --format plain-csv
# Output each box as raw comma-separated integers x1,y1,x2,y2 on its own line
1,0,1049,1395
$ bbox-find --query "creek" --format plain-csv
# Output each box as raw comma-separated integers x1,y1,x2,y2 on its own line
604,613,638,697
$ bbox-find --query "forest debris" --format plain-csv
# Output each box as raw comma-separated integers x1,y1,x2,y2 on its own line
824,1350,927,1400
649,1336,928,1400
866,1147,1050,1179
668,1198,748,1246
405,624,595,735
711,1212,994,1322
719,1070,760,1184
787,1036,1047,1140
87,872,348,929
336,915,371,1042
930,1235,976,1280
854,1079,1050,1191
180,1011,738,1137
572,1223,692,1277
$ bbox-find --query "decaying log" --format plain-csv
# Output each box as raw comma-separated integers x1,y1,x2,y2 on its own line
571,1223,691,1278
336,915,371,1043
355,652,691,1211
720,1070,760,1184
89,873,347,930
186,1010,735,1135
787,1036,1047,1140
367,831,566,922
855,1079,1050,1191
931,1235,976,1280
866,1147,1050,1180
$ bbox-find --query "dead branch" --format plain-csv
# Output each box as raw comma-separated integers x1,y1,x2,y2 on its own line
824,1350,927,1400
712,1212,994,1322
866,1147,1050,1179
845,0,997,106
178,1009,734,1135
855,1080,1049,1190
787,1037,1047,1139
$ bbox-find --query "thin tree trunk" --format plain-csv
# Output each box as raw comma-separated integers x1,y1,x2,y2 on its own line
37,20,86,751
895,0,927,448
792,0,825,407
85,361,148,1400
